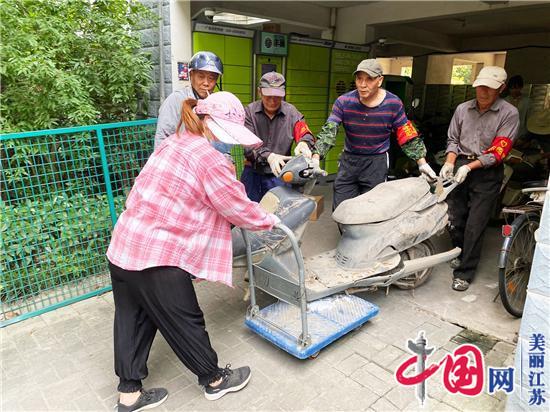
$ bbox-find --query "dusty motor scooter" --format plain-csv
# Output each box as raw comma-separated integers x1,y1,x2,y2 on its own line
232,156,461,358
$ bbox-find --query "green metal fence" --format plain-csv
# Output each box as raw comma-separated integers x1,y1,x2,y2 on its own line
0,120,157,327
1,120,246,327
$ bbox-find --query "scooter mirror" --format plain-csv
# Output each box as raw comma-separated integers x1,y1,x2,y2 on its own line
280,155,319,186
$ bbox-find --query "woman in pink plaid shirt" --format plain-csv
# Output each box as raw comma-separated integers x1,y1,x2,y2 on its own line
106,92,279,412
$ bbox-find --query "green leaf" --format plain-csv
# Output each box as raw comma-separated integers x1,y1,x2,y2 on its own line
1,0,153,131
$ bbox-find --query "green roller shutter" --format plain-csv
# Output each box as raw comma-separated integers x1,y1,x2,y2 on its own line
192,31,253,105
324,49,368,173
285,43,331,138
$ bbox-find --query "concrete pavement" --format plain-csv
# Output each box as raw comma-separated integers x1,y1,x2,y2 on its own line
1,183,519,411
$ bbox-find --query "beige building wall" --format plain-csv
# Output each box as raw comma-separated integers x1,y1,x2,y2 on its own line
378,57,413,76
425,52,507,84
495,54,506,68
170,1,193,89
425,55,454,84
333,1,540,44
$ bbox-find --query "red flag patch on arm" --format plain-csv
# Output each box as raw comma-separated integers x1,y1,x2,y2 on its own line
293,120,313,143
396,120,419,146
483,136,513,163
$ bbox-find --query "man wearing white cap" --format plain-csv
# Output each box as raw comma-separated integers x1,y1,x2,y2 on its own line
440,66,519,291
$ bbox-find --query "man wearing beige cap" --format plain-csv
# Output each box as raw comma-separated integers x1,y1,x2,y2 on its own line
312,59,436,210
241,71,316,202
440,66,519,291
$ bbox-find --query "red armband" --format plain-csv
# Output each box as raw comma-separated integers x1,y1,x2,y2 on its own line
396,120,419,146
483,136,513,163
293,120,313,143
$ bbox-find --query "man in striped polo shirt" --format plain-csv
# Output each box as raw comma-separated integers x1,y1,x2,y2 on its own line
312,59,436,210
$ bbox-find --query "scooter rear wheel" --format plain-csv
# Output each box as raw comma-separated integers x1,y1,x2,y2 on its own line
395,239,435,290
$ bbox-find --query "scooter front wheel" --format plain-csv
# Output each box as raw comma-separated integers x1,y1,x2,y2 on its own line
395,239,435,290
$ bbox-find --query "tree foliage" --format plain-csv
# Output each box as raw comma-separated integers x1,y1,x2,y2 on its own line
0,0,154,132
0,1,156,306
451,64,473,85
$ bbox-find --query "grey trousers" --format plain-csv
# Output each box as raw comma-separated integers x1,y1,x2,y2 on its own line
333,151,389,210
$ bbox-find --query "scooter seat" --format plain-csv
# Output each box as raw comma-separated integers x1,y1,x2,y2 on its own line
232,186,316,258
332,177,431,224
522,179,548,189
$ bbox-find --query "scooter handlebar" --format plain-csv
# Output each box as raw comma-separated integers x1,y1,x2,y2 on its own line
312,166,328,177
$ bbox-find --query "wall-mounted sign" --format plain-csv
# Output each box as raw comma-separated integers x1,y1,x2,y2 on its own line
289,36,333,48
178,62,189,81
258,32,288,56
333,42,370,53
193,22,254,38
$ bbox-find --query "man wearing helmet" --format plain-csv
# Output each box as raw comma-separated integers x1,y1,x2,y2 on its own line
154,51,229,155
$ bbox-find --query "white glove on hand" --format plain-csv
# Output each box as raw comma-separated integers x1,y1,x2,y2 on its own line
294,141,312,158
271,214,281,226
418,163,437,182
439,162,455,180
454,165,471,184
267,153,292,176
310,157,327,176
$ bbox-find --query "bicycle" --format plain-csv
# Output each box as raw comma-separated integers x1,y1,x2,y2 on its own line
498,181,547,317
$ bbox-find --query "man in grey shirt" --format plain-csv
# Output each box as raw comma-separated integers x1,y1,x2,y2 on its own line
440,66,519,291
154,51,231,156
241,72,315,202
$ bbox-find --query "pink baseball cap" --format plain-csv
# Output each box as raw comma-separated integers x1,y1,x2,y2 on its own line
195,92,262,147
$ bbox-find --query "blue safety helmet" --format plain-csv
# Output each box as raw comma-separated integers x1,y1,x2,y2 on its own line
189,51,223,75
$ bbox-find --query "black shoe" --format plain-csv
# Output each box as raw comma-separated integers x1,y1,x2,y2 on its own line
117,388,168,412
204,364,252,401
452,278,470,291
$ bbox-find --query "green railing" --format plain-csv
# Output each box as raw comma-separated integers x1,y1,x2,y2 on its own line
0,119,158,327
1,120,246,327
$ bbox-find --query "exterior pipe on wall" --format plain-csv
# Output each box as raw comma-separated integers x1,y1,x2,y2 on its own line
158,0,165,102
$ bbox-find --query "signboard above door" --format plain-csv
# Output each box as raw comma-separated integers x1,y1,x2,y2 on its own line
256,32,288,56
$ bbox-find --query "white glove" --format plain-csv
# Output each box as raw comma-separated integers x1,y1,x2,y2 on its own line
439,162,455,180
271,214,281,226
454,165,471,184
294,141,312,158
310,157,327,176
418,163,437,182
267,153,292,176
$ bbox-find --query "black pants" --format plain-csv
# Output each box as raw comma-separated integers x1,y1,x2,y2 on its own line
109,262,221,393
333,151,389,210
446,159,503,282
